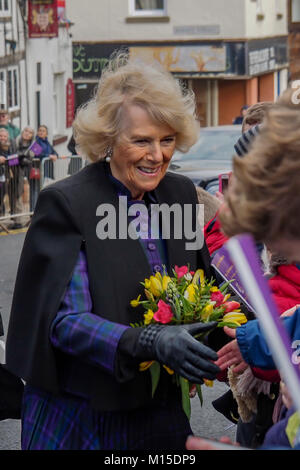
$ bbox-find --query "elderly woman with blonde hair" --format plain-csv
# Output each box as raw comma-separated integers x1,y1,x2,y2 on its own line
6,52,220,450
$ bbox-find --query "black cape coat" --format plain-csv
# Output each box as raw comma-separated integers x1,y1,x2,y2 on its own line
6,161,212,411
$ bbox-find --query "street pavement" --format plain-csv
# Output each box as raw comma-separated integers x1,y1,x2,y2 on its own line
0,230,236,450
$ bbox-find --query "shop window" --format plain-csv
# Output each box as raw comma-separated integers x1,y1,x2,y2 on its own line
129,0,166,16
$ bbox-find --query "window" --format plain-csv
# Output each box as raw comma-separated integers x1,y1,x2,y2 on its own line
37,62,42,85
53,73,64,135
291,0,300,21
7,66,19,110
0,69,6,110
0,0,11,16
129,0,166,16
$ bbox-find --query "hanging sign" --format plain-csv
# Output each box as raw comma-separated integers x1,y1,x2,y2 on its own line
66,78,75,128
28,0,58,38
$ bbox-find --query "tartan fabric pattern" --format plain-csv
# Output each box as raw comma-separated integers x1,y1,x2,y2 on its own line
21,385,192,450
50,250,129,375
21,175,184,450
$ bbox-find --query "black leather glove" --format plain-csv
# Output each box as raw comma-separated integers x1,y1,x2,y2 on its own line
137,322,220,384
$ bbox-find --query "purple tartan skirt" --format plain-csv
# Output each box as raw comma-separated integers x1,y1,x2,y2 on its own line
21,385,192,450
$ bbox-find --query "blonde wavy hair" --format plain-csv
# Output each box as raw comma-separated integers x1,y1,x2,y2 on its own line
220,105,300,243
73,52,199,162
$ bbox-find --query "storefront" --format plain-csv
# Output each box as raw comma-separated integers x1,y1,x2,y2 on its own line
73,36,288,126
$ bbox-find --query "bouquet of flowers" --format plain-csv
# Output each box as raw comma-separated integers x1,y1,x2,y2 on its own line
130,265,247,419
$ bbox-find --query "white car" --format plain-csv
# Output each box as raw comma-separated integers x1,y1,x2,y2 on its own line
169,125,242,194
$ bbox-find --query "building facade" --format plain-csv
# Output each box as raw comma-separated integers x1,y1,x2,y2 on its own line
0,0,27,130
0,1,74,153
288,0,300,81
25,0,73,153
69,0,289,127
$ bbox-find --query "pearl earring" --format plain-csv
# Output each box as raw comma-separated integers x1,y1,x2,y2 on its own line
105,147,113,162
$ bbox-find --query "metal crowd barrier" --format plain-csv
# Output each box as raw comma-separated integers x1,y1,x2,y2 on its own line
0,155,84,227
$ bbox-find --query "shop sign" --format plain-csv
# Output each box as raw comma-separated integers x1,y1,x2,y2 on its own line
247,37,288,76
129,45,226,72
73,43,127,80
73,42,245,80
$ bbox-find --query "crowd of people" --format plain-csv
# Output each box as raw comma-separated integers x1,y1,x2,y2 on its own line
2,51,300,451
195,91,300,450
0,110,63,230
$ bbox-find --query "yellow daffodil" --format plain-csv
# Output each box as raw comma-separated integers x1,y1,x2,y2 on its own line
199,269,205,288
144,309,154,325
192,269,205,288
139,361,154,371
149,275,163,297
201,303,214,320
210,286,219,293
130,295,141,307
203,379,214,387
144,289,154,302
163,365,174,375
223,312,247,326
155,271,163,283
184,284,197,303
144,278,151,289
162,275,172,291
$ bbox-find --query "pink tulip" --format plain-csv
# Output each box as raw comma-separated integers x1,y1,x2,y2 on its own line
175,265,189,278
153,300,174,324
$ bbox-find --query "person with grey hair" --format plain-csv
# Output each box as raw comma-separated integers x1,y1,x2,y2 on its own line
6,126,36,229
6,52,220,450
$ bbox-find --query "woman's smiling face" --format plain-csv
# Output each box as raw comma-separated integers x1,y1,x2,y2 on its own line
109,104,177,200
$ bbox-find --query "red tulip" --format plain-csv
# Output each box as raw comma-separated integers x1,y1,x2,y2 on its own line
210,291,225,307
153,300,174,324
175,265,189,279
223,301,240,313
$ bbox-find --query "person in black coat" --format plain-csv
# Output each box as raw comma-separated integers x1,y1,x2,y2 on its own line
0,128,17,218
6,52,221,450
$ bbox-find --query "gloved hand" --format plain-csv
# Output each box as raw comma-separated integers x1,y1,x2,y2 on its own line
137,322,220,384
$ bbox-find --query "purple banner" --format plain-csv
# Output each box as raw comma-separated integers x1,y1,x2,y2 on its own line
7,154,19,166
236,234,295,357
28,141,43,156
225,233,300,414
212,246,254,312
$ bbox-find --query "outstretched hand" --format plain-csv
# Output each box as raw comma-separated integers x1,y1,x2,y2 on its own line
215,327,248,374
186,435,240,450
